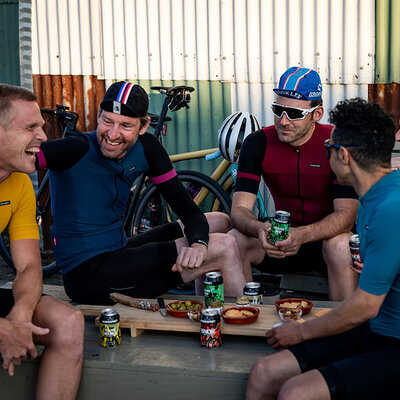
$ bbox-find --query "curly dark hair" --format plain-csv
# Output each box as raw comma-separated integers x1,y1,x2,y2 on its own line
329,98,395,171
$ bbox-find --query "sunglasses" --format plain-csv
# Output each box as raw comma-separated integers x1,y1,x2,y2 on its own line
324,139,360,159
271,103,319,121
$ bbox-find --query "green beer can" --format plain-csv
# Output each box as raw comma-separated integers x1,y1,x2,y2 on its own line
204,272,224,314
269,211,291,244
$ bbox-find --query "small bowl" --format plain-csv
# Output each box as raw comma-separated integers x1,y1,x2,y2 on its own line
222,307,259,325
278,307,303,321
166,300,203,318
187,309,201,322
275,298,313,315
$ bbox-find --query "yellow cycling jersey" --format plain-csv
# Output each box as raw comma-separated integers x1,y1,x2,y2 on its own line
0,172,39,242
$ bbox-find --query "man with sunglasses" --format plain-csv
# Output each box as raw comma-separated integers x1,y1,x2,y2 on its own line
246,98,399,400
230,67,359,301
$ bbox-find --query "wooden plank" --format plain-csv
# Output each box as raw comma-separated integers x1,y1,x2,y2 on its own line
102,301,331,338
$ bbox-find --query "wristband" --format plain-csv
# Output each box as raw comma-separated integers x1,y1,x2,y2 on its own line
195,239,208,248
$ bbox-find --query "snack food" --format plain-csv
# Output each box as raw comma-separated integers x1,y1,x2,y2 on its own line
275,298,313,315
222,307,260,325
278,307,303,321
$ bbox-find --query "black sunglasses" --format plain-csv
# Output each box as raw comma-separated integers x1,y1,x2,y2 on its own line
324,139,360,159
271,103,319,121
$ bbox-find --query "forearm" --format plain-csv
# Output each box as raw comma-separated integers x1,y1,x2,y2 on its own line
10,267,42,322
300,289,380,341
296,209,355,244
231,206,270,238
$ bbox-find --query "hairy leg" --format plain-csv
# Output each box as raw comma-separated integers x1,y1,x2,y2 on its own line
323,233,358,301
246,350,301,400
33,296,84,400
177,233,246,297
228,228,265,282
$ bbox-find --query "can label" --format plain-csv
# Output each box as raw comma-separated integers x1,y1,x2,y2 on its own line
204,272,224,313
349,234,362,268
99,308,121,348
200,309,221,348
269,211,291,244
243,282,263,305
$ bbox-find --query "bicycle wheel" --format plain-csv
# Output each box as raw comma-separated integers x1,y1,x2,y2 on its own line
0,230,14,270
129,170,232,236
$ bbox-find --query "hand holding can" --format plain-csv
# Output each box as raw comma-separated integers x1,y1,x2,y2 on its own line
269,211,291,244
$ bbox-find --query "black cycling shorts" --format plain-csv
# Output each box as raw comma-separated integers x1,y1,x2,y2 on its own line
0,288,14,317
63,222,185,305
289,322,400,400
255,241,326,274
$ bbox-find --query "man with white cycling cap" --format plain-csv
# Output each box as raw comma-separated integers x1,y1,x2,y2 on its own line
40,81,246,304
0,83,83,399
229,67,359,301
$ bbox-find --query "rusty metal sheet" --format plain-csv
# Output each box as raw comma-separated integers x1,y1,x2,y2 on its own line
32,74,105,134
369,83,400,129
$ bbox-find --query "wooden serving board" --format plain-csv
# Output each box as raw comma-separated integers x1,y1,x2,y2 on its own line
93,300,331,338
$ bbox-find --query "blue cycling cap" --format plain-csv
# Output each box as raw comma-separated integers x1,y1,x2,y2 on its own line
101,81,149,118
273,67,322,101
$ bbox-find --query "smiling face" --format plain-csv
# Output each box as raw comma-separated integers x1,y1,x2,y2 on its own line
273,96,323,147
96,110,149,159
0,100,46,181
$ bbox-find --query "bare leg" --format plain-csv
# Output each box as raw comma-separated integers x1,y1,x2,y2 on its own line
176,233,246,297
278,369,330,400
246,350,301,400
33,296,84,400
178,212,231,234
229,228,265,282
323,233,358,301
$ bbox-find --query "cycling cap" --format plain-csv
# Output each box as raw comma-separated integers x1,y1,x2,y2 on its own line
100,81,149,117
273,67,322,101
218,111,261,164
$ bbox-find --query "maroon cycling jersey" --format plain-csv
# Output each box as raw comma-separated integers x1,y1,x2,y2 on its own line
235,123,357,227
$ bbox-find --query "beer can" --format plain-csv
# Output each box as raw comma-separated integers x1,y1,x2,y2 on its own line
200,308,221,348
204,272,224,314
349,234,362,266
243,282,263,304
99,308,121,348
269,211,291,244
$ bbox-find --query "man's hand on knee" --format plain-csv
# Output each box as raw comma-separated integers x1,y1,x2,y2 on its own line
172,243,207,272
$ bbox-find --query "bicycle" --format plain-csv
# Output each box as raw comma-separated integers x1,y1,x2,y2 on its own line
0,105,79,276
127,92,273,236
122,85,233,236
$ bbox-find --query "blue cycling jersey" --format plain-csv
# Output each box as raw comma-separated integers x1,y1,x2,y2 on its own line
358,171,400,339
48,131,208,274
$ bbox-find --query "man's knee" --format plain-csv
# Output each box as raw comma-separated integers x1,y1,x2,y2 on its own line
323,232,352,262
211,232,239,254
42,299,85,349
205,212,231,233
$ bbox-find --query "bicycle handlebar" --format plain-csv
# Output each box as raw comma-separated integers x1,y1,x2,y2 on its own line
41,105,79,131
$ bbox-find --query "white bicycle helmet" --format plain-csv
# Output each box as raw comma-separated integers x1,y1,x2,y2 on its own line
218,111,261,164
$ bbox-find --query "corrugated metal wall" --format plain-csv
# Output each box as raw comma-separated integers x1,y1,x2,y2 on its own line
375,0,400,83
370,0,400,130
0,0,20,85
29,0,378,154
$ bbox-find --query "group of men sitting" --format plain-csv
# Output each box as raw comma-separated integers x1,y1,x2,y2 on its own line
1,66,399,399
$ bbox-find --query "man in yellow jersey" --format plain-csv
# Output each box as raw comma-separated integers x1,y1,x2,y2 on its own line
0,83,83,399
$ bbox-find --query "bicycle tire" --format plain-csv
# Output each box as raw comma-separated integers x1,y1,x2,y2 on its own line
129,170,232,236
0,230,14,270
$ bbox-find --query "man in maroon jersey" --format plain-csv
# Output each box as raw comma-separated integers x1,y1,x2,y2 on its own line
230,67,359,301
